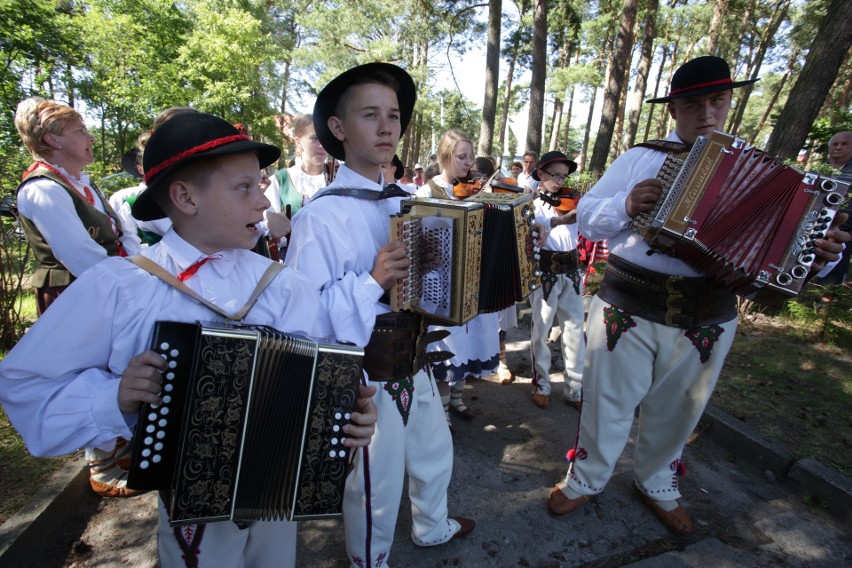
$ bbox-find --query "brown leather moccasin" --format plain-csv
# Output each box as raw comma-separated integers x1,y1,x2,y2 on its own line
532,392,550,409
547,485,589,518
450,516,476,540
633,485,693,537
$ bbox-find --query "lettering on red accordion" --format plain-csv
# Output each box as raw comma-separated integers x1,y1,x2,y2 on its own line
127,321,364,525
390,193,541,325
633,130,850,303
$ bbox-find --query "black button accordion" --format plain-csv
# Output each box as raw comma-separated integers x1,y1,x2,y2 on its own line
127,321,364,525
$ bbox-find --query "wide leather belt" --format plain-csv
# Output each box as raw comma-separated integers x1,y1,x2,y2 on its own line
363,312,451,381
597,255,737,328
539,249,579,274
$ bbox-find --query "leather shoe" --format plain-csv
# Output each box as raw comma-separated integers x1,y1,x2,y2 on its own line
532,392,550,409
633,484,693,537
449,516,475,540
547,485,589,518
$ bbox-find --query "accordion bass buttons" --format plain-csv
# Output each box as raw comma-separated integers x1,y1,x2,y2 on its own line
328,408,352,460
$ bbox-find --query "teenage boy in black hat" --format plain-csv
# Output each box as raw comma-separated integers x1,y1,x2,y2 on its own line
547,56,849,537
0,112,378,567
285,62,474,568
527,151,585,411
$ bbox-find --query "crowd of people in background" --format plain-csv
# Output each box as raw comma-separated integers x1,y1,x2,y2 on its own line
0,55,849,568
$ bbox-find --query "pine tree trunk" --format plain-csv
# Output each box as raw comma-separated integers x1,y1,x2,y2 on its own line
526,0,548,154
589,0,638,175
479,0,502,157
766,0,852,160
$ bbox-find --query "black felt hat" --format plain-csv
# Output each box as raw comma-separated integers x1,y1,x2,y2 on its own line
392,154,404,180
131,112,281,221
532,151,578,182
646,56,758,104
313,62,417,161
121,148,142,178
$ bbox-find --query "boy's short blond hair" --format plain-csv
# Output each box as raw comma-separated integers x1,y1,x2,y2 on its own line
14,97,84,159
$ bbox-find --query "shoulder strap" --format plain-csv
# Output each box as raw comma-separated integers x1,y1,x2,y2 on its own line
633,140,692,155
427,179,451,199
312,184,409,202
127,255,283,322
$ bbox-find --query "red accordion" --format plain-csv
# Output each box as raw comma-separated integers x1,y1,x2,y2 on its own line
633,130,849,303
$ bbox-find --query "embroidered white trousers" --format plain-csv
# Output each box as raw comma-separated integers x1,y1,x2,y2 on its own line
157,500,297,567
530,272,585,401
566,295,737,499
344,368,455,567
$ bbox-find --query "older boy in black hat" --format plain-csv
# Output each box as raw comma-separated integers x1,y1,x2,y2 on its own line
527,151,584,410
547,56,849,537
0,112,378,567
285,62,474,568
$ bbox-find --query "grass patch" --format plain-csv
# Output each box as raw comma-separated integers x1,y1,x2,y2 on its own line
0,406,68,524
711,313,852,476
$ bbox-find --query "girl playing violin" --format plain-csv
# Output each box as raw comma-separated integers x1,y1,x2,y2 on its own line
415,130,500,431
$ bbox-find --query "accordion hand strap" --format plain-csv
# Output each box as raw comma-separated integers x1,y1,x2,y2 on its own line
127,255,283,322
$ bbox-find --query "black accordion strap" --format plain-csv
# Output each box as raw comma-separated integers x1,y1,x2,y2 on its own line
126,255,283,322
634,140,692,155
312,183,410,201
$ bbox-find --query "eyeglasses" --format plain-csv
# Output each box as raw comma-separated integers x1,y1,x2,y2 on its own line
543,170,569,181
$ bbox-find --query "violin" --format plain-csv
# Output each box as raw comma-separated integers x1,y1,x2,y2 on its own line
538,187,579,215
453,171,524,198
452,176,485,199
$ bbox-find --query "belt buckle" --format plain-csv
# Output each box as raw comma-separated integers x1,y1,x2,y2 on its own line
665,276,683,326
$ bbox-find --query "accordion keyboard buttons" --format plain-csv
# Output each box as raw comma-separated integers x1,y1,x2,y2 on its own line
136,342,179,471
328,409,353,459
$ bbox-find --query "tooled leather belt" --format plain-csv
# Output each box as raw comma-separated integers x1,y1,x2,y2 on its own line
539,249,579,274
597,255,737,328
363,311,452,381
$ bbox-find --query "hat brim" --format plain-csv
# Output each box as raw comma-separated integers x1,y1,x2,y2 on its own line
131,140,280,221
121,148,142,178
645,78,758,104
313,62,416,161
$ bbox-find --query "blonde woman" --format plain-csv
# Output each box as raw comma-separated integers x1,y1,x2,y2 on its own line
14,97,139,314
267,114,330,218
415,129,500,432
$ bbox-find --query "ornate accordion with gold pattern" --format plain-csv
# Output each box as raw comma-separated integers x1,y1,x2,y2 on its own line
127,321,364,525
389,193,540,325
633,130,849,303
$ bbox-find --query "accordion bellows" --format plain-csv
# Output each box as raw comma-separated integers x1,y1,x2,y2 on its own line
390,193,540,325
127,321,364,525
633,130,849,303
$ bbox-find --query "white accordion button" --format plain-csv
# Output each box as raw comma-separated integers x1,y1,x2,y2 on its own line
160,407,169,415
335,412,342,420
331,437,339,446
152,454,162,463
333,424,340,432
156,430,166,439
329,450,337,458
154,442,163,451
159,342,169,351
166,372,175,380
141,448,151,457
145,425,155,433
164,383,174,392
339,450,346,458
344,412,351,420
139,460,150,469
168,360,177,369
163,395,172,404
170,349,179,357
144,436,153,445
148,413,157,421
158,419,167,427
